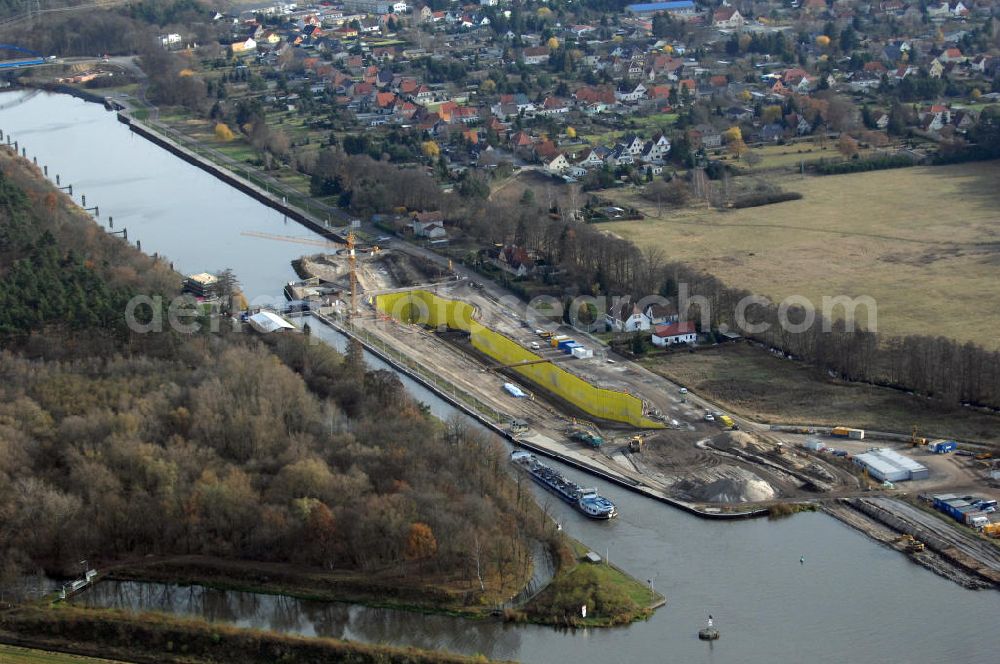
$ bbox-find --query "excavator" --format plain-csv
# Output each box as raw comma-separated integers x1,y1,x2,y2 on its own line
895,534,926,553
911,425,927,448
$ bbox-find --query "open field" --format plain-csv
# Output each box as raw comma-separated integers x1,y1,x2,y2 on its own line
601,161,1000,346
641,344,1000,444
0,644,129,664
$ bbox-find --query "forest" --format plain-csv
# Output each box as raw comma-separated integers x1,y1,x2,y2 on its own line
0,153,546,604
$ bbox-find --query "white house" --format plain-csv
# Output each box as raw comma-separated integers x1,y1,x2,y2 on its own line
606,298,652,332
651,321,696,346
576,148,605,169
713,7,744,29
615,82,647,103
522,47,550,65
619,134,645,155
412,219,446,238
641,134,671,162
545,153,570,174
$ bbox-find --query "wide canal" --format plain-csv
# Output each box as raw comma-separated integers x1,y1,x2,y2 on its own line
4,91,999,664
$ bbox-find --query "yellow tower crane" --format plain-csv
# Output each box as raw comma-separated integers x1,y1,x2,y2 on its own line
348,231,357,321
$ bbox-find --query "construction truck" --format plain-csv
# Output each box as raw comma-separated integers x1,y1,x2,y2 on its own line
628,436,645,453
718,415,735,429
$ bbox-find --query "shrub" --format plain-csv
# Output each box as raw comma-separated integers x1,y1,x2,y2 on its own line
813,154,916,175
731,191,803,208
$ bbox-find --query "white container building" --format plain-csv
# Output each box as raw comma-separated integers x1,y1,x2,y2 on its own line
853,448,928,482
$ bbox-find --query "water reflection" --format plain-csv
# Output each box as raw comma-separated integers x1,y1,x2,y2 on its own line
75,580,524,658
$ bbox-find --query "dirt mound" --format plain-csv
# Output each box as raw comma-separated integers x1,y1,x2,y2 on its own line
686,466,777,503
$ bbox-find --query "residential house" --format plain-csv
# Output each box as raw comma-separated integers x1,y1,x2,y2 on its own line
713,7,744,29
495,245,535,277
230,37,257,55
616,82,648,103
619,135,645,156
537,97,569,115
969,56,991,73
760,123,784,143
412,212,447,238
651,321,696,346
643,303,677,326
575,148,606,169
641,134,671,162
689,126,722,149
726,106,753,122
605,298,652,333
522,47,550,65
545,153,570,174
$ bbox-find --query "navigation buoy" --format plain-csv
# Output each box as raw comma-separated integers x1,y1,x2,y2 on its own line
698,614,720,641
800,556,805,565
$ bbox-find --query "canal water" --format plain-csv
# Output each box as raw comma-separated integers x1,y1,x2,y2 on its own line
6,91,1000,664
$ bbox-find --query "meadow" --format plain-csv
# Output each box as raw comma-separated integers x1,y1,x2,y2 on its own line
602,161,1000,346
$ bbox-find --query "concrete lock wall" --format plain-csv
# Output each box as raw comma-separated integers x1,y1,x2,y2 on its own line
376,290,663,429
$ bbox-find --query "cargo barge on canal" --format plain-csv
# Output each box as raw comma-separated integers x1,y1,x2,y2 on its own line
511,450,618,519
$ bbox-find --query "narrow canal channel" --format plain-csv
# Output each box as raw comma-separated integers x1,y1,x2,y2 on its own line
6,91,1000,664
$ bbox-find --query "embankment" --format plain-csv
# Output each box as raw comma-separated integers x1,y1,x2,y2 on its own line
0,605,507,664
315,312,766,520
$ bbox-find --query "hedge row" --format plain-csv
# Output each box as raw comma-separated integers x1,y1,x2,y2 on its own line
731,191,804,209
812,155,917,175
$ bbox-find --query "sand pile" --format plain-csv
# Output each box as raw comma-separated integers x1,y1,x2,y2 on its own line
688,466,777,503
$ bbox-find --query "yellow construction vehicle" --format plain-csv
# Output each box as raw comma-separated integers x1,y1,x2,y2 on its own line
628,435,646,453
895,534,925,553
911,425,927,447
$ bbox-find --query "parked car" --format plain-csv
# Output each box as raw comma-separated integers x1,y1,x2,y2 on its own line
679,387,688,394
704,414,715,422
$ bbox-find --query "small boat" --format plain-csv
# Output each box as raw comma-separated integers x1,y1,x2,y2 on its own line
511,451,618,519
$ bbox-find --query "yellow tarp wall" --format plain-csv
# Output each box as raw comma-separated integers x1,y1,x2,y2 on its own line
376,290,662,428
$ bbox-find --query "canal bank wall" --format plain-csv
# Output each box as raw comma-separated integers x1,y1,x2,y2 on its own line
312,313,767,521
115,112,346,244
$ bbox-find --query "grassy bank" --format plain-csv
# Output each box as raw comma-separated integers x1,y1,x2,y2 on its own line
0,644,129,664
641,344,1000,444
515,538,663,628
104,554,514,619
0,605,506,664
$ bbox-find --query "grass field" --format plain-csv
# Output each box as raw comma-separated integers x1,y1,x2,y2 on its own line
641,344,1000,444
0,644,128,664
601,161,1000,346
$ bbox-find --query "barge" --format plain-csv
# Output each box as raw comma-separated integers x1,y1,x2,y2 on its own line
512,450,617,519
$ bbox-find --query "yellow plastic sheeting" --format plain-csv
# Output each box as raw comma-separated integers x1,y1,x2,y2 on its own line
375,290,663,428
376,290,476,331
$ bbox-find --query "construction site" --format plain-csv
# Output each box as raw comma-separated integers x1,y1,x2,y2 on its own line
270,234,1000,590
